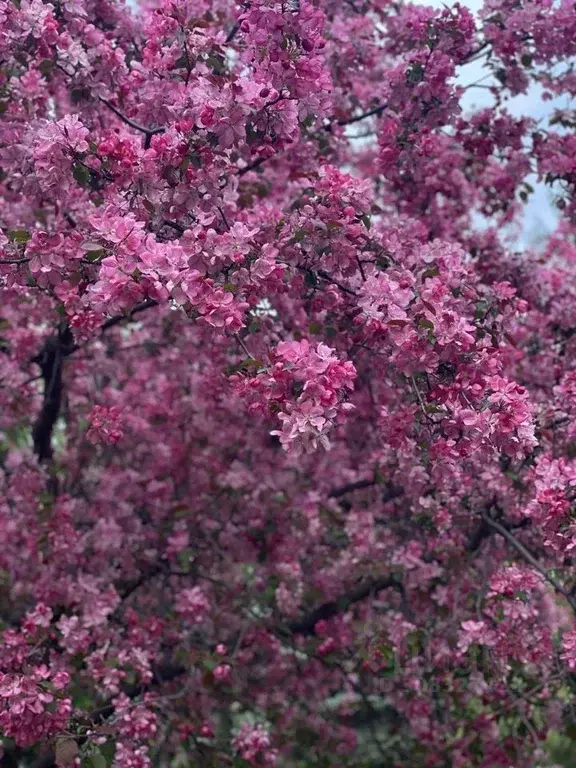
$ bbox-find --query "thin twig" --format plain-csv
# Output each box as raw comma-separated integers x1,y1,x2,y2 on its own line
462,40,491,64
355,254,367,282
325,103,388,132
411,375,434,424
225,20,241,43
100,299,159,331
162,220,186,235
481,511,576,612
329,478,376,498
225,2,250,43
286,575,402,636
234,333,254,360
317,269,357,296
99,97,165,148
218,206,231,231
237,156,267,176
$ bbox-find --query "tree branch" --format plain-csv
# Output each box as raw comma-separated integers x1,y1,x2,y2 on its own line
462,40,491,64
31,324,76,463
29,663,187,768
286,575,402,636
328,478,377,498
225,2,250,43
100,298,159,332
481,511,576,612
26,571,402,766
324,103,388,132
225,20,241,43
162,219,186,235
467,514,530,552
30,300,159,463
99,98,166,149
237,156,267,176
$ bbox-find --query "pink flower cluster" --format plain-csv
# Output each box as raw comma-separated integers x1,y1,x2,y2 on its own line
0,667,71,747
2,0,576,764
232,724,278,766
175,586,210,624
235,340,356,453
87,405,124,445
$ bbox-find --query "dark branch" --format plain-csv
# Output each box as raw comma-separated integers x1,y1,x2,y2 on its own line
286,575,401,636
237,156,267,176
328,478,376,498
324,103,388,132
226,1,250,43
481,510,576,612
30,301,158,463
99,98,166,148
100,298,159,331
226,20,241,42
162,219,186,235
462,40,491,64
30,662,186,768
24,569,401,767
31,324,76,463
467,514,531,552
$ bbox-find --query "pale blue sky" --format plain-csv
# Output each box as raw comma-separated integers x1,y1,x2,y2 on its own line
414,0,565,246
126,0,563,246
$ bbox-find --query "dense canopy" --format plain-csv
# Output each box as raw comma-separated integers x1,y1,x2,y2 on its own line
1,0,576,765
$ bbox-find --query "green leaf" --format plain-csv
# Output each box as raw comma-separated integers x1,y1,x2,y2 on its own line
406,63,425,84
72,688,95,710
72,163,90,186
83,242,106,262
100,739,116,764
81,751,107,768
206,54,225,73
238,358,261,370
8,229,30,244
304,270,317,288
177,548,194,573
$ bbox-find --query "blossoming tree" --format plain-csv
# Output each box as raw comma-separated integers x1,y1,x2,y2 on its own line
1,0,576,765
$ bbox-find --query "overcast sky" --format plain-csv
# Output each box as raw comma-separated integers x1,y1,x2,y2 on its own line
127,0,563,247
413,0,566,246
